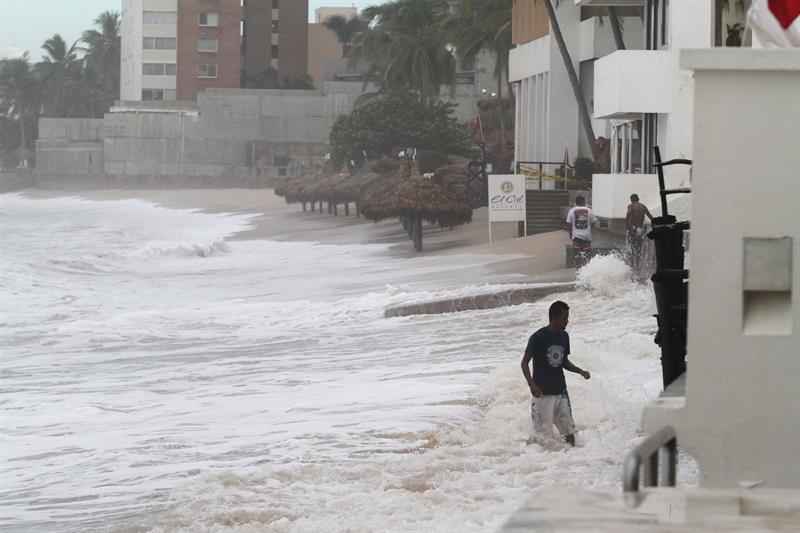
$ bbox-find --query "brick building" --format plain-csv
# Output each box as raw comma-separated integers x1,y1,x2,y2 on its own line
176,0,242,100
243,0,308,85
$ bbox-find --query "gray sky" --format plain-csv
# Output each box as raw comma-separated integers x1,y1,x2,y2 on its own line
0,0,381,61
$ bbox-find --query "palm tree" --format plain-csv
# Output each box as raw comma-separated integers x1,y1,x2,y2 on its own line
322,14,368,56
0,55,40,166
82,11,120,111
36,34,81,117
351,0,456,104
447,0,514,169
540,0,598,159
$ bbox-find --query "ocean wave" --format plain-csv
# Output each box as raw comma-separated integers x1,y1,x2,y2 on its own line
129,238,231,259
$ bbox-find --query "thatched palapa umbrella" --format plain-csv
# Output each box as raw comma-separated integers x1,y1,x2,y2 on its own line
332,167,378,217
361,162,472,251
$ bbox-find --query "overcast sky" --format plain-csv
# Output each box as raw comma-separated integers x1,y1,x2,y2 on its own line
0,0,381,61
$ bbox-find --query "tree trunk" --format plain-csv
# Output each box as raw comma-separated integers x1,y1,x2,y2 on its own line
356,203,360,218
414,214,423,251
18,115,27,167
543,0,598,159
344,202,350,216
302,202,307,212
319,201,324,214
607,7,626,50
327,201,332,214
497,67,507,173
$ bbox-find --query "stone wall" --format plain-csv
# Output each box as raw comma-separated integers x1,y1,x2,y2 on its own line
0,171,35,192
36,118,105,176
34,82,490,188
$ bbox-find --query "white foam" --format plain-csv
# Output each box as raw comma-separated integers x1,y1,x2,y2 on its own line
0,195,696,532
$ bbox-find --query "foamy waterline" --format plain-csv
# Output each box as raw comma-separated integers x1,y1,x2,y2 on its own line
0,194,693,532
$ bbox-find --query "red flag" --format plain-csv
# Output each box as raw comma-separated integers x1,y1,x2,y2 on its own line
563,147,572,168
769,0,800,28
749,0,800,46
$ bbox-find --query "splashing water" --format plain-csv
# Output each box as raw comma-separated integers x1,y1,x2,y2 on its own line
0,194,696,533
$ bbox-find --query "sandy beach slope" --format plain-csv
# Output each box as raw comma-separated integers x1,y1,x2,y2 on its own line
18,188,575,284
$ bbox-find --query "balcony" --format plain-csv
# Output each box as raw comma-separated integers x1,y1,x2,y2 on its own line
593,50,671,119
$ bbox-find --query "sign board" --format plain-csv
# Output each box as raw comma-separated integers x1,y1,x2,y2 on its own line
488,174,527,222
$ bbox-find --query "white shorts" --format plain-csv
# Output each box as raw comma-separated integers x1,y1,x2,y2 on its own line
530,391,576,438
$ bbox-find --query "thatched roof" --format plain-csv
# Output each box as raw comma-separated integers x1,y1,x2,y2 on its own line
361,162,472,228
274,166,326,204
333,167,379,202
357,167,408,207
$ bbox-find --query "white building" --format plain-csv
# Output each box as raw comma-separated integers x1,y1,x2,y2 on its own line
509,1,643,175
511,0,754,220
120,0,178,102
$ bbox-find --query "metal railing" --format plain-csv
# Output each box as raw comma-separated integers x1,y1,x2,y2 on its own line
623,425,678,508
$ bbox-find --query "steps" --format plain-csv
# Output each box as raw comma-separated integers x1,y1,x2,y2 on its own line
526,190,570,234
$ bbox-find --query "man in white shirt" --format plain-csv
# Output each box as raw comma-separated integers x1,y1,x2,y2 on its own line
566,195,597,269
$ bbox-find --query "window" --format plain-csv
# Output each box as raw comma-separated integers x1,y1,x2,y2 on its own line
143,63,176,76
143,37,177,50
271,45,279,59
198,12,219,27
272,0,279,7
198,38,218,52
143,11,177,24
271,20,279,33
142,89,164,101
197,64,218,78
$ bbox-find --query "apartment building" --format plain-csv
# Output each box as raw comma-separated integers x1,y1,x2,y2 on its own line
308,7,356,87
121,0,252,102
243,0,309,85
176,0,242,100
510,0,755,220
121,0,179,101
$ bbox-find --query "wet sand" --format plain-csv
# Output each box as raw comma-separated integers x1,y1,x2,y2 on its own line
18,188,576,284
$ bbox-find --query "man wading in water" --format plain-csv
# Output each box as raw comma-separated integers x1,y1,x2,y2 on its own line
521,301,591,446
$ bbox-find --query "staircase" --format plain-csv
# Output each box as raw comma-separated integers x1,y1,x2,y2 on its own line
526,190,570,234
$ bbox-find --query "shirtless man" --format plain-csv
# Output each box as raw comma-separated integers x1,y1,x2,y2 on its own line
625,194,654,276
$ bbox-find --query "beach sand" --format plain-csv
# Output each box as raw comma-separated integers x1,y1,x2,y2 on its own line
18,188,576,284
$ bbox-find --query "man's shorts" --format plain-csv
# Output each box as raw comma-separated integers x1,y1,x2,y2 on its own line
530,391,576,438
572,237,592,250
627,227,645,254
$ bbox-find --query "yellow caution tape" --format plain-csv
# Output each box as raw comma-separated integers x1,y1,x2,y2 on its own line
518,166,569,181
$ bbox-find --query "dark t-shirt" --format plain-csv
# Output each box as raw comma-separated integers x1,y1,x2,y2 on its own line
525,327,570,395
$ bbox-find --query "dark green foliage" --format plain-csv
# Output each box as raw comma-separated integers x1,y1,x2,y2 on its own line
0,11,120,165
329,92,470,166
370,156,400,174
416,150,451,174
321,14,368,56
574,156,594,181
350,0,455,103
244,68,316,90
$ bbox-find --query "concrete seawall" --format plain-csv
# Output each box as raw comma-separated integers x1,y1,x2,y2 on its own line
0,171,35,192
384,283,575,318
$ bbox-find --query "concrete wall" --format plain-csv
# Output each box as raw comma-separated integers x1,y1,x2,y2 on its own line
643,48,800,489
37,77,488,186
36,119,105,175
0,171,35,192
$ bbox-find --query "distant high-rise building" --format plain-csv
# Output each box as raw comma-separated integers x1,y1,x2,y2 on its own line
121,0,241,102
175,0,242,100
243,0,309,85
308,7,357,88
